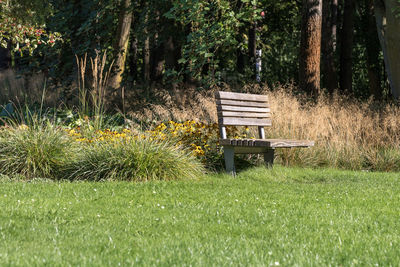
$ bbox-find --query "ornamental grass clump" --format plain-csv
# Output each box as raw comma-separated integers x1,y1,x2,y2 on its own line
0,124,74,179
63,137,203,181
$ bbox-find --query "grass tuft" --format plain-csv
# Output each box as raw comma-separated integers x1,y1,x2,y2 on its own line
63,138,204,181
0,124,74,179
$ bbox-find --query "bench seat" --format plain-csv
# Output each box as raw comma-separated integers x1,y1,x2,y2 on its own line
220,138,315,148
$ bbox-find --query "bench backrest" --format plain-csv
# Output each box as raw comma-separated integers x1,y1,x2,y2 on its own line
215,91,271,139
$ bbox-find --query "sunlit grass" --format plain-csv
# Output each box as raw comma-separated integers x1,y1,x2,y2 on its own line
0,166,399,265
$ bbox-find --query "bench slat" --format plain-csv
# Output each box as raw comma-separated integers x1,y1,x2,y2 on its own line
217,105,270,113
216,91,268,102
220,138,314,148
219,117,272,126
216,99,270,108
217,111,271,118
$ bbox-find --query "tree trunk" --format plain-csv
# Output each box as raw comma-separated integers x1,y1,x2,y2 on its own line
143,9,150,85
321,0,338,93
109,0,133,90
361,0,382,98
339,0,355,93
150,42,164,82
129,33,138,81
299,0,323,95
248,23,256,65
0,45,11,70
165,36,177,71
374,0,400,98
149,11,164,83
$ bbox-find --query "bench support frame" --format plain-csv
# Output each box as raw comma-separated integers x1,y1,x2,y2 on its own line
222,145,275,176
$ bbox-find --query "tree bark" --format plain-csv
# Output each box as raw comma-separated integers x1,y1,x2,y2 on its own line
299,0,323,95
248,23,256,64
374,0,400,98
0,45,11,70
339,0,355,93
360,0,382,98
149,10,164,83
143,9,150,85
150,42,164,82
129,33,138,80
165,35,179,71
109,0,133,90
321,0,338,93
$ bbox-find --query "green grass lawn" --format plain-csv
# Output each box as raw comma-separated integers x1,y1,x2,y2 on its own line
1,167,400,266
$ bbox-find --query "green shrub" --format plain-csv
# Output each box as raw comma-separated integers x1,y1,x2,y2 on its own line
0,125,74,179
63,138,204,181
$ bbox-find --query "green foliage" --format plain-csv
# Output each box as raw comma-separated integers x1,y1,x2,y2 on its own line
62,137,203,181
0,0,61,54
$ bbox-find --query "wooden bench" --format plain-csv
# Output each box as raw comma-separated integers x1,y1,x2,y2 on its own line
216,91,314,175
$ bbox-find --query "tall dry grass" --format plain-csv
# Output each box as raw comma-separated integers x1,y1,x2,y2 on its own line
127,84,400,171
265,86,400,170
75,51,114,130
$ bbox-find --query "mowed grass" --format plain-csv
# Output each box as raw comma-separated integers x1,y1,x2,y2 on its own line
1,167,400,266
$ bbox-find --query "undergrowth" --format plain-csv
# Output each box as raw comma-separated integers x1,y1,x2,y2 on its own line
126,84,400,172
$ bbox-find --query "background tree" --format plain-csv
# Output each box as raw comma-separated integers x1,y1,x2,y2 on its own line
339,0,356,92
374,0,400,98
299,0,323,95
109,0,133,90
321,0,338,93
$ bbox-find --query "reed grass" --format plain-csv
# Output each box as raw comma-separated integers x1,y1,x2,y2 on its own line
75,51,114,131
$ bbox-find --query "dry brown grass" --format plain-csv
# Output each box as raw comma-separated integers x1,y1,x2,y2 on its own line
126,87,218,124
127,84,400,171
264,86,400,170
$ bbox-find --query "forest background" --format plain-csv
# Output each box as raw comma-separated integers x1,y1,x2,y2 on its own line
1,0,400,109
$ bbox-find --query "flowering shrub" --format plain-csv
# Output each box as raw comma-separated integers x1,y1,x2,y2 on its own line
0,1,61,55
67,120,253,171
67,128,132,143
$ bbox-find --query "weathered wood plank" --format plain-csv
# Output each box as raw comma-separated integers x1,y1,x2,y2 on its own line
216,99,270,108
217,105,270,113
219,118,272,126
217,111,271,118
234,147,272,154
216,91,268,102
220,138,314,148
267,139,315,148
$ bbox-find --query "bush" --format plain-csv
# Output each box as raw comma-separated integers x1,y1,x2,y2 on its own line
0,124,74,179
63,137,204,181
147,120,255,171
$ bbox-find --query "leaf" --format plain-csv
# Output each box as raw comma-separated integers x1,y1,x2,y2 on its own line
178,58,187,64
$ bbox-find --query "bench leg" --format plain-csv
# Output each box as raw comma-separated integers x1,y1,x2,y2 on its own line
223,146,236,176
263,149,275,168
